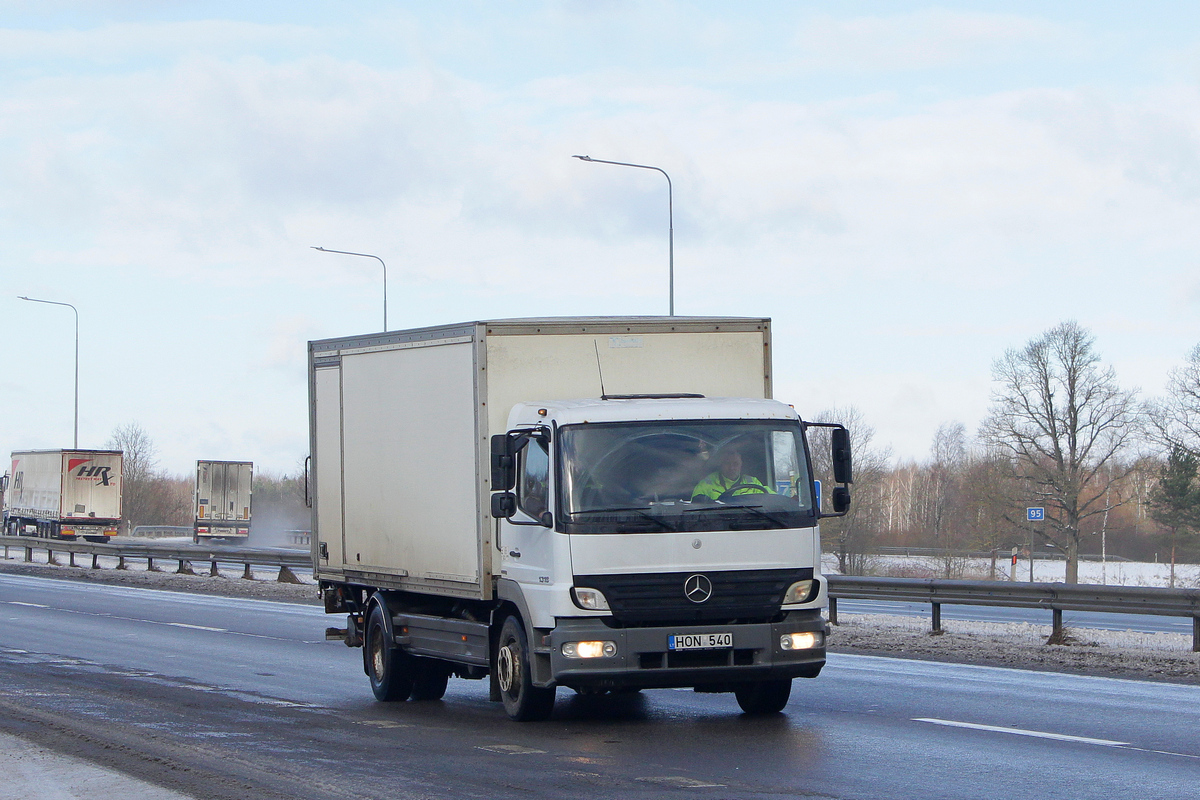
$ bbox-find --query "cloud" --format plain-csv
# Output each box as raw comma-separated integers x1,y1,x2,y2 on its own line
792,9,1079,73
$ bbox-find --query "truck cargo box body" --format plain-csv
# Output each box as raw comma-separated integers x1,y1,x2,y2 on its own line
308,318,772,600
3,449,123,538
194,460,253,539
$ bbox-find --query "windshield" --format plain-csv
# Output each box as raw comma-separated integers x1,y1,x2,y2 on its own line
558,420,815,533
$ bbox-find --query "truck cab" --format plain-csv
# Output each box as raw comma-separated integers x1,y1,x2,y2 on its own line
489,396,842,714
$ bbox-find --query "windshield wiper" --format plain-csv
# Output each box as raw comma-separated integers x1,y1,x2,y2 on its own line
572,507,678,531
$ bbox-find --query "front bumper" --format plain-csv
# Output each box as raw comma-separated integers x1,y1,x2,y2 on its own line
547,610,826,691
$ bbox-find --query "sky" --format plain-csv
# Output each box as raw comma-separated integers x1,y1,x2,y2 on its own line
2,1,1199,476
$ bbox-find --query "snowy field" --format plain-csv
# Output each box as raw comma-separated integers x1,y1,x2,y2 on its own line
823,553,1200,588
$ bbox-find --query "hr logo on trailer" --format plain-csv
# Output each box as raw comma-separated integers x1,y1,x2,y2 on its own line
69,458,113,486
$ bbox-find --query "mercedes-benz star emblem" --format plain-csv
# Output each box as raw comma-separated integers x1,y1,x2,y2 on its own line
684,574,713,604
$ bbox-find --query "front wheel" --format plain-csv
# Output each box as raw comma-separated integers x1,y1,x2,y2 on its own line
734,679,792,714
366,603,413,702
495,616,555,721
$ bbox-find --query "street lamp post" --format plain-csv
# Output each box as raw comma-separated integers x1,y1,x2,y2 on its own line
311,247,389,331
573,155,674,316
18,295,79,448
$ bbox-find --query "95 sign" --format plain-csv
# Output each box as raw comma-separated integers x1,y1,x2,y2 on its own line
1027,507,1045,522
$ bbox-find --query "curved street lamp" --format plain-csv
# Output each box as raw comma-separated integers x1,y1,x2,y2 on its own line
311,247,389,331
573,155,674,316
18,295,79,448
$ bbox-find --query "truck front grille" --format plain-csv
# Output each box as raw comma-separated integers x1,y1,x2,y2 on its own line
574,568,812,626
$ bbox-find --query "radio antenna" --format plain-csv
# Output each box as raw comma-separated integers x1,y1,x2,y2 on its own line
594,340,608,399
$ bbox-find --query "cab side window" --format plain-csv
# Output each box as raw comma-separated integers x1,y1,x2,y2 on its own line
517,440,549,520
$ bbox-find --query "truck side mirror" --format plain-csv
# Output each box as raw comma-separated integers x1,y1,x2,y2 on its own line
831,427,853,484
491,434,516,490
491,491,516,519
831,486,851,514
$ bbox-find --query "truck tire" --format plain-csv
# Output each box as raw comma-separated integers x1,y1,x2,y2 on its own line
409,658,451,701
734,679,792,715
366,604,413,702
495,615,555,721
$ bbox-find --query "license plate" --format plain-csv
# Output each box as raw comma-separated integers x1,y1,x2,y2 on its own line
668,632,733,651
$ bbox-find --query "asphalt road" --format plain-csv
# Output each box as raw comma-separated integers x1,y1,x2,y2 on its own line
833,597,1196,634
0,572,1196,800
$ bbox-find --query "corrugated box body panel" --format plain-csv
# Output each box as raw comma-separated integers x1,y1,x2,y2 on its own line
310,326,485,598
7,450,123,521
195,461,253,523
309,317,770,600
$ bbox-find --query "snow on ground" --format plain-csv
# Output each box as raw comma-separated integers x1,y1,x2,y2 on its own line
830,612,1200,685
822,553,1200,588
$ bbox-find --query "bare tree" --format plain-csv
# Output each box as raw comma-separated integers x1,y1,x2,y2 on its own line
106,423,190,532
1146,344,1200,453
927,422,967,577
980,321,1140,583
811,406,891,575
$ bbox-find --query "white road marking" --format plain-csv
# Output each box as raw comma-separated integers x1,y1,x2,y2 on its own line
914,718,1128,746
2,600,324,643
637,776,726,788
162,623,223,633
476,744,547,755
916,718,1200,761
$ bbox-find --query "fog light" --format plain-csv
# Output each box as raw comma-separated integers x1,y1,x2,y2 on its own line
562,640,617,659
780,632,822,650
783,579,815,604
572,587,610,611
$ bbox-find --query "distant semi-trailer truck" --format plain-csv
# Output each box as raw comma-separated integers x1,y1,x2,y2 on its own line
2,449,124,542
310,317,852,721
194,460,253,543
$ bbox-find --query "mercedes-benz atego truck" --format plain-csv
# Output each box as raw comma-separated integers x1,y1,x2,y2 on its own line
310,318,851,721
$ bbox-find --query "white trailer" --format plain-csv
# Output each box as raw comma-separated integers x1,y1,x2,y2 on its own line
2,449,123,541
310,318,852,720
193,460,253,542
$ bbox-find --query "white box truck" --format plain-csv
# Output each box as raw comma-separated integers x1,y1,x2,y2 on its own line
194,460,253,543
2,449,124,541
309,317,852,721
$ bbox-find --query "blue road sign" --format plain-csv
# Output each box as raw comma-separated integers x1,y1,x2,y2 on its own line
1027,507,1045,522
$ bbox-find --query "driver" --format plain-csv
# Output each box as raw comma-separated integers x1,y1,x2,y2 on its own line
691,448,773,501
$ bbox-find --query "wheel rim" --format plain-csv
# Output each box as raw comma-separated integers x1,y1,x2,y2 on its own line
370,632,385,680
497,641,518,694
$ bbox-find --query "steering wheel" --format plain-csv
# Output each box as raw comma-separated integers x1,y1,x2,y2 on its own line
717,483,770,502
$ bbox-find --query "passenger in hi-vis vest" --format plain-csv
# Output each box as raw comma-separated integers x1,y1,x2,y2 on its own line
691,447,773,501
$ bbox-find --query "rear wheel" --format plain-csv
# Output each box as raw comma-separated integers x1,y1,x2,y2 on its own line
410,658,451,701
735,679,792,715
366,603,412,701
495,615,555,721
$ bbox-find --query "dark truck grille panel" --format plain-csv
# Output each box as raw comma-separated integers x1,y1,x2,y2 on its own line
574,568,813,626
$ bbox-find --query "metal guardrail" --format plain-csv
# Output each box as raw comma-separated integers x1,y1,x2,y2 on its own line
0,535,311,583
5,533,1197,651
871,546,1133,563
826,574,1200,651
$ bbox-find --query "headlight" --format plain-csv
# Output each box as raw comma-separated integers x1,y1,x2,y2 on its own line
562,641,617,659
572,587,610,611
780,631,823,650
783,579,815,604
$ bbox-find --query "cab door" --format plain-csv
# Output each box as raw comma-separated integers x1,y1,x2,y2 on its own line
499,438,557,587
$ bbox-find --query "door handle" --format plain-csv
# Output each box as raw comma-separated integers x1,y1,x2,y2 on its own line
508,549,521,558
